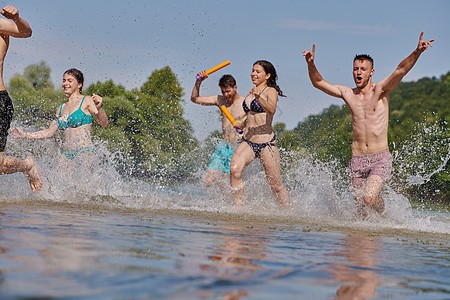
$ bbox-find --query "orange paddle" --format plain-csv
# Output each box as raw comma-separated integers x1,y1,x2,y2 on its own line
220,105,243,134
196,60,230,79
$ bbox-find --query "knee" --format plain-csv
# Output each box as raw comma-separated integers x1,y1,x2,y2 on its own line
204,173,215,187
363,193,377,206
204,176,213,187
1,156,15,168
229,163,243,180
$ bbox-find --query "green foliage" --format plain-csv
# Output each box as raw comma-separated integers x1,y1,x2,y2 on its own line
88,67,199,179
23,61,54,89
86,79,126,98
140,66,183,102
10,62,199,180
8,61,64,128
279,104,353,167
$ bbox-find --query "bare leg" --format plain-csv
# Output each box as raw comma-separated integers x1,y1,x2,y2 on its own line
260,146,290,209
351,177,366,217
204,169,222,187
0,153,42,191
205,169,229,192
363,175,385,214
352,175,385,216
229,143,255,208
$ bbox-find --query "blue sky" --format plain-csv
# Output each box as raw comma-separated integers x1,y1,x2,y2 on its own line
6,0,449,139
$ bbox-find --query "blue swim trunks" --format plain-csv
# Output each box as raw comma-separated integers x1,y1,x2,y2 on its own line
207,142,235,174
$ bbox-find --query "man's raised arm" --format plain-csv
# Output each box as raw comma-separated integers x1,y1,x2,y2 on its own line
190,70,219,106
380,31,434,93
302,44,343,98
0,5,32,38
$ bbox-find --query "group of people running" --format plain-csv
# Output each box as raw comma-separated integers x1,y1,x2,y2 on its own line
192,34,433,215
0,5,434,216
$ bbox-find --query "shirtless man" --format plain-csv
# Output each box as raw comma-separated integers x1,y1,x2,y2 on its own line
191,73,246,187
302,32,434,216
0,5,42,191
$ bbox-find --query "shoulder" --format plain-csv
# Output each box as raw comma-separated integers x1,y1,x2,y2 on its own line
57,101,66,110
55,102,64,116
337,85,353,92
265,86,278,98
81,95,98,114
337,85,355,97
216,95,228,106
373,78,389,92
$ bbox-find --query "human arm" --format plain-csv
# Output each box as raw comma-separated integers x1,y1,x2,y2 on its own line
378,31,434,92
190,70,220,106
302,44,344,98
11,120,59,140
0,5,32,38
91,94,108,128
251,85,278,115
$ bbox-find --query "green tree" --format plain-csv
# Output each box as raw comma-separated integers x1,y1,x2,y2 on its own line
87,79,126,98
9,61,63,127
23,61,54,89
87,66,199,179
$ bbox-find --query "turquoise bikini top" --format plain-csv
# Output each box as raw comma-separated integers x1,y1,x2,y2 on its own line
57,96,93,130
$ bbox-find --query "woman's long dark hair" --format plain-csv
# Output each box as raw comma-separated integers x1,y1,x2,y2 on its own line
253,60,285,97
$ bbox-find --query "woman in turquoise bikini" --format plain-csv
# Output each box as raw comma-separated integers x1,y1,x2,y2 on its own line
12,68,108,169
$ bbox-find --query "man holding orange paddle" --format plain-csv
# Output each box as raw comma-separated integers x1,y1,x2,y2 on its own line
191,63,246,188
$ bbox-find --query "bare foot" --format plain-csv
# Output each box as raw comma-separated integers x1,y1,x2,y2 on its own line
234,198,243,209
356,202,369,219
24,157,42,192
231,184,244,209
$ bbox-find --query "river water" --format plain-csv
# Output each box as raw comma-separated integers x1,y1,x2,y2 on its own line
0,157,449,299
0,135,449,299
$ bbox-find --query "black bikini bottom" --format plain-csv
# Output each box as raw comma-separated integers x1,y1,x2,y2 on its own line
241,135,276,157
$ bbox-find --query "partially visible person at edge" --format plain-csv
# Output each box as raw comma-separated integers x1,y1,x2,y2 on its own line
230,60,290,209
302,32,434,217
0,5,42,191
191,73,246,188
12,68,108,171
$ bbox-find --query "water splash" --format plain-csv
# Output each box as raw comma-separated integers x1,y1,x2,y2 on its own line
392,119,449,187
1,121,448,235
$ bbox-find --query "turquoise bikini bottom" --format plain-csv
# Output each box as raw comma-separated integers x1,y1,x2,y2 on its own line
62,147,95,160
